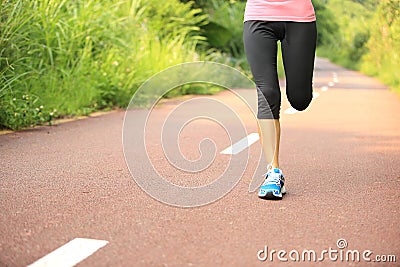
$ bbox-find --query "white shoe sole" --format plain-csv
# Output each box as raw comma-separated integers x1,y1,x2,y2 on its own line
258,185,286,200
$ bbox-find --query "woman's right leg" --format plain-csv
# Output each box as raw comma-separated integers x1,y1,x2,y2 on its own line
243,21,282,169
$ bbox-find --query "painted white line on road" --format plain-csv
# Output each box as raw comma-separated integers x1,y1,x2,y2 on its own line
220,133,259,155
28,238,109,267
333,77,339,83
328,82,335,87
321,86,329,92
284,107,298,115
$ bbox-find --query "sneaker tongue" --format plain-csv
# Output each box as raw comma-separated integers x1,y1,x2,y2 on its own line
273,168,280,174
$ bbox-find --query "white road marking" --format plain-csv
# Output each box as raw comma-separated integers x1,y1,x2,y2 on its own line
27,238,109,267
220,133,260,155
333,77,339,83
284,107,298,115
321,86,329,92
328,82,335,87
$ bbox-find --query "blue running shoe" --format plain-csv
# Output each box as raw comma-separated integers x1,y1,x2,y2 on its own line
258,168,286,200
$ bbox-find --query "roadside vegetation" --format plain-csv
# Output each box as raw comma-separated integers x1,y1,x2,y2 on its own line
1,0,398,130
317,0,399,94
0,0,206,129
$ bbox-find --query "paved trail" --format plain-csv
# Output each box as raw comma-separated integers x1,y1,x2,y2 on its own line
1,58,399,266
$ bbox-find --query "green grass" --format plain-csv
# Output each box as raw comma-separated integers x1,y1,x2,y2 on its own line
0,0,206,130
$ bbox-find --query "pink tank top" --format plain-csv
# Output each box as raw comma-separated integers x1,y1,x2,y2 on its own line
244,0,316,22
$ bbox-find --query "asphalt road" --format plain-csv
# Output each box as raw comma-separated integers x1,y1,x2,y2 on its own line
1,58,399,266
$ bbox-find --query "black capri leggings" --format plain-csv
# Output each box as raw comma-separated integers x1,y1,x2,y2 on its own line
243,20,317,119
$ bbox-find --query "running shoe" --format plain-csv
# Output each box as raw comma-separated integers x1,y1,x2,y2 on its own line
258,168,286,200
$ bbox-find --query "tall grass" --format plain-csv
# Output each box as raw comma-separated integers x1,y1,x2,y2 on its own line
0,0,206,129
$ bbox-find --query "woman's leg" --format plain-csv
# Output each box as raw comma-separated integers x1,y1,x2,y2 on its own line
281,22,317,111
258,119,280,169
243,21,283,169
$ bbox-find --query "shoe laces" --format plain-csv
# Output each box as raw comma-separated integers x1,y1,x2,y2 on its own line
262,171,282,186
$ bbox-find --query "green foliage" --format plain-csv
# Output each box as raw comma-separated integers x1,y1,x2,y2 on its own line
312,0,339,47
317,0,373,69
0,0,206,129
0,94,57,130
317,0,399,93
201,0,247,57
361,0,400,92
